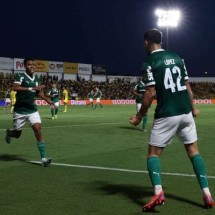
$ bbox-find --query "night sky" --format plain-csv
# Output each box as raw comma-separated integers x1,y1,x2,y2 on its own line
1,0,215,77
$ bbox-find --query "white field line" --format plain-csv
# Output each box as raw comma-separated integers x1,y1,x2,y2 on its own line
28,161,215,179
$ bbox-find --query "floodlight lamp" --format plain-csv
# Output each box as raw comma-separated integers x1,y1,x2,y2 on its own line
155,9,181,27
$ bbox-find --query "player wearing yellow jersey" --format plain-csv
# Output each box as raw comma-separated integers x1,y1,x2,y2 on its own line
10,87,17,113
62,86,69,112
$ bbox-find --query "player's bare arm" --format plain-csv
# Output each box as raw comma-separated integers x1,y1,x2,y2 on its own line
185,80,200,117
38,91,54,106
13,83,46,91
129,86,155,126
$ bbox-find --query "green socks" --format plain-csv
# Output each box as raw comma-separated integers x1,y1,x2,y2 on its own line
143,116,148,129
51,109,55,117
147,154,208,191
37,142,46,159
190,154,208,189
147,156,162,186
55,108,58,115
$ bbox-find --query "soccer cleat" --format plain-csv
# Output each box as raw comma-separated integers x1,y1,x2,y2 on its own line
54,115,57,119
52,117,54,120
41,158,52,167
5,129,11,144
203,194,215,208
142,191,165,211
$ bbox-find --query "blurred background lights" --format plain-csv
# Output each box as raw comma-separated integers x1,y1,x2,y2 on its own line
155,9,181,27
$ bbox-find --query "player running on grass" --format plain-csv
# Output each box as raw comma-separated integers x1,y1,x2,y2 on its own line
47,83,60,119
129,29,215,211
86,89,94,109
3,89,11,112
5,58,53,167
131,78,148,131
93,87,103,109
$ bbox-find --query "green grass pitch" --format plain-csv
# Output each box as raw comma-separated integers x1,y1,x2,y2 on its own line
0,104,214,214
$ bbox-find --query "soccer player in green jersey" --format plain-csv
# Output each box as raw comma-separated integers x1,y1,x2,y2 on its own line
86,90,94,109
93,87,103,109
3,89,11,112
131,78,148,131
130,29,214,211
47,83,60,119
5,58,54,167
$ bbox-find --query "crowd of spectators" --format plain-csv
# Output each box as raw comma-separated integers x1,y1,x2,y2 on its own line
1,72,215,100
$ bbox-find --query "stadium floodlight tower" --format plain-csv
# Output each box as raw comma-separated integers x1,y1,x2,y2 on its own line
155,9,181,50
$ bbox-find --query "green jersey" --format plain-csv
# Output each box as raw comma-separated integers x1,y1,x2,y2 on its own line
48,88,59,103
14,73,40,114
94,88,102,98
142,49,191,119
87,91,94,99
5,90,10,99
134,80,145,103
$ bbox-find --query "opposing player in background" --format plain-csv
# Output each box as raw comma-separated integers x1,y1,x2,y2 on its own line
5,58,54,167
10,87,17,113
62,86,69,112
129,29,215,211
93,87,103,109
47,83,60,119
131,78,148,131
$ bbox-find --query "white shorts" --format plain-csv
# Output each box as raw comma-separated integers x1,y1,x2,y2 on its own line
149,112,197,147
13,111,41,130
5,98,11,104
53,102,59,108
89,98,93,102
136,103,142,112
96,98,101,103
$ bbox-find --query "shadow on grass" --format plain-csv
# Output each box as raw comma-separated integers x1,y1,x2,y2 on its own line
0,154,47,167
43,117,53,120
97,182,203,209
120,126,144,132
0,154,27,162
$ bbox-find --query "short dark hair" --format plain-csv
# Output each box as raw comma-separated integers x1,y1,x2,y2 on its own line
23,58,35,66
144,28,162,44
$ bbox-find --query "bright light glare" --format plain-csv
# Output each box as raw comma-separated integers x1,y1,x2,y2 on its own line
155,9,181,27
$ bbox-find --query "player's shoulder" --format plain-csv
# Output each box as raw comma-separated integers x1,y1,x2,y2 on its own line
16,72,25,78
